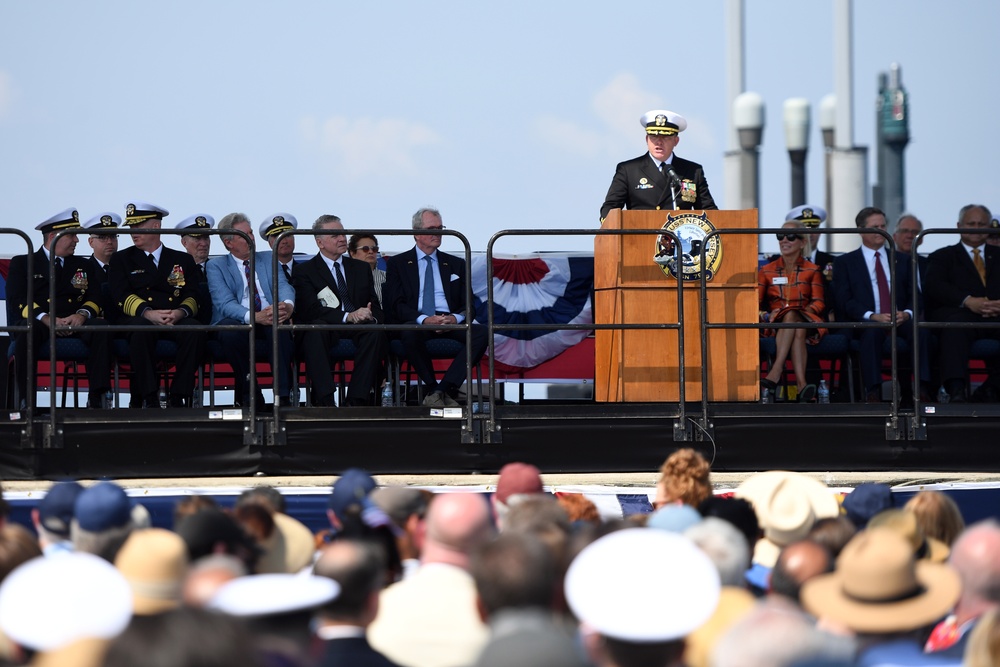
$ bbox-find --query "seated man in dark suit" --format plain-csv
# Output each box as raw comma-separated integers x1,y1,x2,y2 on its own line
384,207,488,408
7,208,113,409
833,207,930,403
207,212,295,408
294,214,386,407
600,109,717,222
108,201,206,408
924,204,1000,403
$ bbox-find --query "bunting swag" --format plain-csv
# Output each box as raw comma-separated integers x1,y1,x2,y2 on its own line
471,254,593,368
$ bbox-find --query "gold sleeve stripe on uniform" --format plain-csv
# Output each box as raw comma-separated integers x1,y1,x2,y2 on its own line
20,302,42,320
82,300,100,314
181,297,199,314
123,295,148,317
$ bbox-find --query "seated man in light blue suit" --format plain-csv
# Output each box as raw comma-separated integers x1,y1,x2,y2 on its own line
207,212,295,407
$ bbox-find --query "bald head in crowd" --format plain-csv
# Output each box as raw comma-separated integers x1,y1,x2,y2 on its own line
948,520,1000,628
768,540,833,603
422,493,496,568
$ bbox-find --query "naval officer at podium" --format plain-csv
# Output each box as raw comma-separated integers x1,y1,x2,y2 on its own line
600,109,717,222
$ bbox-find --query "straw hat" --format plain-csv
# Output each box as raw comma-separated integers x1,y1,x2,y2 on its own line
867,509,950,563
800,527,960,634
735,471,839,568
255,512,317,574
114,528,189,615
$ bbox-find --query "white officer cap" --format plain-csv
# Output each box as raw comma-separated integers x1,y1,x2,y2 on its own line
0,552,133,652
641,109,687,136
785,204,828,228
175,214,215,237
259,213,298,239
564,528,720,642
35,208,80,233
123,201,169,226
82,212,121,230
208,573,339,617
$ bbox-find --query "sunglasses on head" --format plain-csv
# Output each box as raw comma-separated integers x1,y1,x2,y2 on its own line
776,233,801,242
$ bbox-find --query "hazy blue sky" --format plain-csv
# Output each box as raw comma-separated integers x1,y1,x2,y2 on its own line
1,0,996,259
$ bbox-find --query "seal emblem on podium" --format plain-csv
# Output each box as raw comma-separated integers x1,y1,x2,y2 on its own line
653,211,723,282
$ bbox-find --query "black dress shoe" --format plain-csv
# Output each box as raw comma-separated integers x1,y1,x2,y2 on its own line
141,395,161,409
169,395,191,408
313,393,337,407
865,391,882,404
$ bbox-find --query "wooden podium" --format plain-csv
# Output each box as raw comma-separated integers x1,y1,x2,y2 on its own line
595,209,759,402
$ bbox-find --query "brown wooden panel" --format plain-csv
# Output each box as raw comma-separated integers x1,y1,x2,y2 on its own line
595,288,759,402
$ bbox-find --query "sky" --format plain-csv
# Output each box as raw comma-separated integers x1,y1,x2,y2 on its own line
0,0,997,261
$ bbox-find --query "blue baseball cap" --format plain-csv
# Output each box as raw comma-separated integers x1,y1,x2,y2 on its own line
328,468,377,516
38,481,85,538
74,481,132,532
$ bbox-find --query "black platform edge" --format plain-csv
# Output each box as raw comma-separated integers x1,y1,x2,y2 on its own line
0,402,996,480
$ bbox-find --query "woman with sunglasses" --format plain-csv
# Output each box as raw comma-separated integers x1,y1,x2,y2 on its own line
349,234,386,307
758,222,828,402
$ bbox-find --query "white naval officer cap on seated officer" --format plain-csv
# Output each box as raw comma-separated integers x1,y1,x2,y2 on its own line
641,109,688,136
82,212,121,230
259,213,298,239
35,208,81,234
785,204,828,228
123,201,169,227
175,214,215,237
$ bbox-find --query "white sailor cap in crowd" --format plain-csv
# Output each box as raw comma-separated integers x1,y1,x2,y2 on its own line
785,204,828,228
564,528,720,642
0,552,132,652
123,201,169,226
176,214,215,237
35,208,81,234
208,573,339,617
641,109,687,136
82,212,121,230
259,213,298,239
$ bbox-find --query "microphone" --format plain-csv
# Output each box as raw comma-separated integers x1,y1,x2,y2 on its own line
663,165,684,188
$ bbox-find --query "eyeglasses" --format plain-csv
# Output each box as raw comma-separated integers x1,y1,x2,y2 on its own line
421,225,445,231
775,233,801,242
356,245,379,253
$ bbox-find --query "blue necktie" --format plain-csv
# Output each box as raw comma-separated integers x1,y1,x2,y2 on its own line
422,256,436,316
334,262,355,312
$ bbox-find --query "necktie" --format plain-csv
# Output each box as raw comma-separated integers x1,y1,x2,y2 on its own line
244,259,261,312
973,248,987,285
333,262,355,312
282,263,292,282
421,255,436,316
874,251,891,314
54,256,63,279
148,252,157,268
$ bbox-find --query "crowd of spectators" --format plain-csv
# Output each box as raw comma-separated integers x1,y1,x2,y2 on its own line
0,451,994,666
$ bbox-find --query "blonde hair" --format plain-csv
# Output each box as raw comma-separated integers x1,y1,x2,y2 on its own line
964,608,1000,667
903,490,966,546
657,448,712,507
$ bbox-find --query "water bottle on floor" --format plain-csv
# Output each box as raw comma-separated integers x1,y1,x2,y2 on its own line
158,387,168,409
380,383,394,407
817,379,830,404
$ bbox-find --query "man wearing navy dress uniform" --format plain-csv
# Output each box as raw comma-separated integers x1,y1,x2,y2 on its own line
7,208,113,409
108,202,206,408
82,212,121,320
177,214,215,326
260,213,298,282
600,109,717,222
